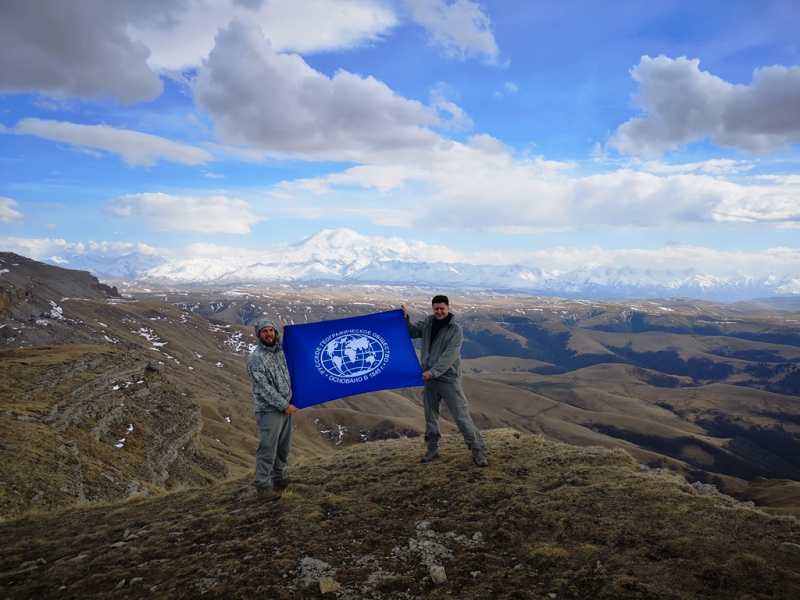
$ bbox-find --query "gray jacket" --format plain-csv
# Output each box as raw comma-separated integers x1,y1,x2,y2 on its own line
406,313,463,383
247,317,292,412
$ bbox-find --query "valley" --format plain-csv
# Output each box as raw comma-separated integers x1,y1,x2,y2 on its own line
2,252,800,521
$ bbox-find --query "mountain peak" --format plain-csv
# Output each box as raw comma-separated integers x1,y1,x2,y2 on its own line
31,229,800,302
299,228,369,248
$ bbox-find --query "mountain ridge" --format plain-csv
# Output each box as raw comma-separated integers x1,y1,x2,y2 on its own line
40,229,800,302
4,252,800,521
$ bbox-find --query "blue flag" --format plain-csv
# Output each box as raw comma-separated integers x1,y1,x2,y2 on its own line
282,309,423,409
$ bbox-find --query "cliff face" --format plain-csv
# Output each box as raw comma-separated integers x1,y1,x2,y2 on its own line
0,285,34,317
0,345,227,521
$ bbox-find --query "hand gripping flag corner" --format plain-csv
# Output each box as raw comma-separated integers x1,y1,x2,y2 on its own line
282,309,423,409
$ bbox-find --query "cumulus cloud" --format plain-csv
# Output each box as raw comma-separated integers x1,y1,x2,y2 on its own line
0,0,175,103
105,193,263,233
608,55,800,156
134,0,398,71
0,197,24,225
11,119,213,167
407,0,499,63
193,18,445,160
1,0,397,102
712,186,800,224
0,0,400,99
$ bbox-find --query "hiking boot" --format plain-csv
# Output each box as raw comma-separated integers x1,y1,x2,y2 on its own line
256,487,281,502
472,448,488,468
421,449,440,463
273,478,290,491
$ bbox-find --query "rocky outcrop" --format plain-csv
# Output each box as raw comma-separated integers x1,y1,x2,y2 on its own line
0,285,35,317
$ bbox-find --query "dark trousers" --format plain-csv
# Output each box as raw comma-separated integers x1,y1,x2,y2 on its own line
423,379,485,451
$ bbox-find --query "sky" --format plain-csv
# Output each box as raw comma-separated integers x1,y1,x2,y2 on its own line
1,0,799,278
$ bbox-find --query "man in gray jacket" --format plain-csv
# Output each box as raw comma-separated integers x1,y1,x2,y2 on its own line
247,317,298,501
404,295,488,467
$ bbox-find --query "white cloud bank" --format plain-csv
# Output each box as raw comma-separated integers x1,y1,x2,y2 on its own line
608,55,800,157
104,193,263,233
275,151,800,232
0,238,166,261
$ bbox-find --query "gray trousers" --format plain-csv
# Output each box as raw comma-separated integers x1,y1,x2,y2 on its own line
423,379,485,451
253,410,292,490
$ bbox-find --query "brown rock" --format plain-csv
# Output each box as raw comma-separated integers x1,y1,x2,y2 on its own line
319,576,341,594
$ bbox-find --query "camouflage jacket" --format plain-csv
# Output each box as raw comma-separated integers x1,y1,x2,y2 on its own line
247,317,292,412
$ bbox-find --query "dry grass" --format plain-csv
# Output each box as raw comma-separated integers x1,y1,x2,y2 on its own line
1,429,799,600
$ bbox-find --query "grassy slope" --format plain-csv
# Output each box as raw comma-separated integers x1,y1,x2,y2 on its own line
1,430,799,600
0,345,227,520
4,269,800,520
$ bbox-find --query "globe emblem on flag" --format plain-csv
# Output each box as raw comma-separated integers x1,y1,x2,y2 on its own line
317,331,389,380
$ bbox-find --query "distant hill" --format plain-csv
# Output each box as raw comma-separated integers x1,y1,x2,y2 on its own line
127,281,800,517
3,253,800,522
0,253,118,304
1,252,119,331
1,430,799,600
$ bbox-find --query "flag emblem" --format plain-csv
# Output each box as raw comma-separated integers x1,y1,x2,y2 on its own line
315,329,390,383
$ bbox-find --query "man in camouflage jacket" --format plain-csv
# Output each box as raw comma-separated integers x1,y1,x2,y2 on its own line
247,317,298,501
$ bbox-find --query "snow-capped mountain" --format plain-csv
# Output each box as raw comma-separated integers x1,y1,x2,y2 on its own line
46,229,800,302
